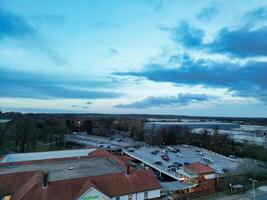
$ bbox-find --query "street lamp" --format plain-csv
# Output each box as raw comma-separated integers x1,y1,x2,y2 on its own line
249,178,258,200
78,121,81,133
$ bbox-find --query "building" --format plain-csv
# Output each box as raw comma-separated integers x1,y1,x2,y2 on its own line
170,162,216,200
145,121,240,130
0,149,161,200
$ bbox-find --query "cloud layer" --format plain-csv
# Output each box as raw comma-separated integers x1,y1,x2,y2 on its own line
0,68,122,99
115,93,209,109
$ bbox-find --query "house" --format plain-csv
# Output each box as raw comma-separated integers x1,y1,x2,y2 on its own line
0,149,161,200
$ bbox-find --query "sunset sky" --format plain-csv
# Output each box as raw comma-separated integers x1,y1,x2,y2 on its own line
1,0,267,117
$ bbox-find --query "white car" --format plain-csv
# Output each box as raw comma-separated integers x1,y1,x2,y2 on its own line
176,153,183,158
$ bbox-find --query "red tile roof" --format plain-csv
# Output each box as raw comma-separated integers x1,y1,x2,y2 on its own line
12,172,43,200
184,162,215,174
47,169,160,199
0,171,42,196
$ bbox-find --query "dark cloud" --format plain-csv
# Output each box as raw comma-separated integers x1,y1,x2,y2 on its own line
0,68,122,99
70,105,78,108
169,21,267,58
0,8,66,64
207,26,267,57
0,8,34,38
113,58,267,103
197,5,220,22
115,93,209,109
170,22,204,48
83,106,89,109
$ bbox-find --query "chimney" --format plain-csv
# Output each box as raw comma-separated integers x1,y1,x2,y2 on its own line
43,171,48,188
126,162,131,176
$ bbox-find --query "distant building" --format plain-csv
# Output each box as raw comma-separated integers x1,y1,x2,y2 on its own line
145,121,240,130
0,149,161,200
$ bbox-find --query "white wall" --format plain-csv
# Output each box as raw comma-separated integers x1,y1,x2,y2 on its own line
111,189,161,200
148,189,161,199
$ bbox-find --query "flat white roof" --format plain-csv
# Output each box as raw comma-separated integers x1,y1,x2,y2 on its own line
0,148,96,163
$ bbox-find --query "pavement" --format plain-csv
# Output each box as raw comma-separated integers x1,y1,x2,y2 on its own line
67,133,134,150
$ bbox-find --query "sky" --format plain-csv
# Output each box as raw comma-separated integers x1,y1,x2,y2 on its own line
1,0,267,117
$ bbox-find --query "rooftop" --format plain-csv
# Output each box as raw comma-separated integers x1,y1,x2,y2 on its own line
0,149,95,163
0,157,124,182
184,162,215,174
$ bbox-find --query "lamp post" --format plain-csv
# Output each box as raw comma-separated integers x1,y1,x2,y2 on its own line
78,121,81,134
249,178,258,200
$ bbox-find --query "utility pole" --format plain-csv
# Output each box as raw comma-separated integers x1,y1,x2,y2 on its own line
249,178,258,200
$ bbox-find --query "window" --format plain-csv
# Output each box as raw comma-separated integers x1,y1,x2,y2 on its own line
128,194,132,200
116,197,120,200
144,191,148,200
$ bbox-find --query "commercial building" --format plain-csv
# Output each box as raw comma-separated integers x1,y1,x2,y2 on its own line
0,148,161,200
145,121,240,130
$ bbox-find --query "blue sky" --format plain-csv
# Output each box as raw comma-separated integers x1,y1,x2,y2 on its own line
1,0,267,117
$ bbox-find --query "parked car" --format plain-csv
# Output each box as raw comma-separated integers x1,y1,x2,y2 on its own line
108,137,112,140
173,162,182,168
202,157,213,164
161,154,169,161
151,150,159,155
168,167,177,172
116,139,122,142
196,151,203,156
128,148,135,152
229,155,237,159
162,150,168,154
184,162,190,165
154,161,163,165
195,149,201,153
176,153,183,158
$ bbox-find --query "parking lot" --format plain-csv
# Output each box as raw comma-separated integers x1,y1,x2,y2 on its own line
68,133,134,150
123,145,240,179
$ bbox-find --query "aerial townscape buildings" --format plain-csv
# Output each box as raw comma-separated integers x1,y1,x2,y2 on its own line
0,149,161,200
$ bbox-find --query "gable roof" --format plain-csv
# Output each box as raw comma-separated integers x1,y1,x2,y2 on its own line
184,162,214,174
12,172,43,200
47,169,160,199
0,171,42,196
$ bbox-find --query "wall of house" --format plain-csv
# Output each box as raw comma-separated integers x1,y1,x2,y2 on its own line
111,189,161,200
78,188,109,200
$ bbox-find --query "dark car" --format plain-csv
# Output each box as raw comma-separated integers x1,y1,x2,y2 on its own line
154,161,163,165
161,154,169,161
184,162,190,165
173,162,182,168
151,150,159,155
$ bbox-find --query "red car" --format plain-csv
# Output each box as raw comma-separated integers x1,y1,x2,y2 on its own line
161,154,169,161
